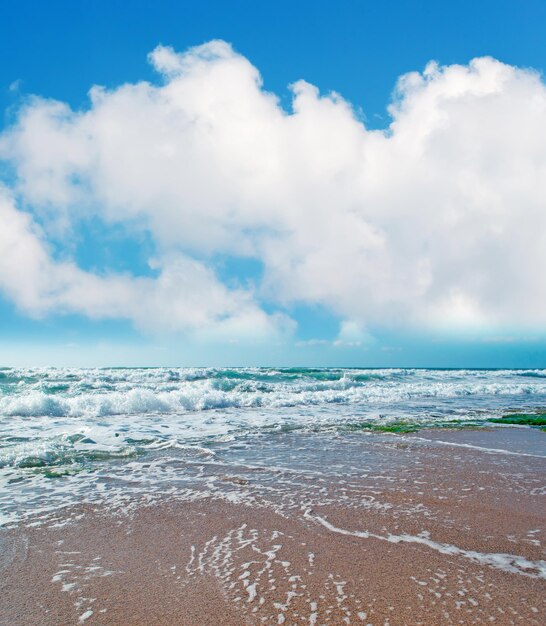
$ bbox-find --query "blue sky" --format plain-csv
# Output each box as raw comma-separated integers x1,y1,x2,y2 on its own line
0,0,545,367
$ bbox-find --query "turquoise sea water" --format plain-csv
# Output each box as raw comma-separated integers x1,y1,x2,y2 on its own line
1,367,545,526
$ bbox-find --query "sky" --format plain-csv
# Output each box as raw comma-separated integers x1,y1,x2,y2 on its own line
0,0,546,367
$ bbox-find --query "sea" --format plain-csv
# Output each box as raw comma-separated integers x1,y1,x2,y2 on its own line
1,367,545,527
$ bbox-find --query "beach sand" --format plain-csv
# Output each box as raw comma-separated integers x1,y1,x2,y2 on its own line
1,427,545,625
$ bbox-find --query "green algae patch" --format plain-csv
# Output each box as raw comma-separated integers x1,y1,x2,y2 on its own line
345,415,546,435
40,467,84,479
346,419,489,435
488,413,546,427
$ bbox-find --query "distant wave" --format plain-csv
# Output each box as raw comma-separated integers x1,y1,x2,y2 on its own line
515,370,546,379
0,367,545,418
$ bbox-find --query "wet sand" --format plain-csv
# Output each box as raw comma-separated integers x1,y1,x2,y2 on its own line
1,427,545,625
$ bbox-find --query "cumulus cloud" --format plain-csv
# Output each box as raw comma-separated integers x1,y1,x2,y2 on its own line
1,40,545,338
0,187,288,339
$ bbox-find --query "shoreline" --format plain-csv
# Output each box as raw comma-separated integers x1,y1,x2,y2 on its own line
1,426,545,625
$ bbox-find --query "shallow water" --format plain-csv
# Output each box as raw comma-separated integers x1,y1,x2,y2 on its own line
1,367,545,526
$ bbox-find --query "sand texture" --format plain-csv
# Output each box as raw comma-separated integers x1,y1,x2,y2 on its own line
1,428,545,625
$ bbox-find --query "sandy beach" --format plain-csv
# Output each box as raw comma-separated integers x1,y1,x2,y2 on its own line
2,426,544,625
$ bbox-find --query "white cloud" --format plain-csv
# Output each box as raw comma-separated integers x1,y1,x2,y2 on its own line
1,41,545,338
0,186,289,340
334,320,375,347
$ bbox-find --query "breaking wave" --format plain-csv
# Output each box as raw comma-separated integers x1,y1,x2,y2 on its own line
1,367,545,418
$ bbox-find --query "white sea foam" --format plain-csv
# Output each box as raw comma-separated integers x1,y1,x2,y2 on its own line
1,367,545,525
1,367,545,418
2,368,544,470
78,611,93,622
305,510,546,579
